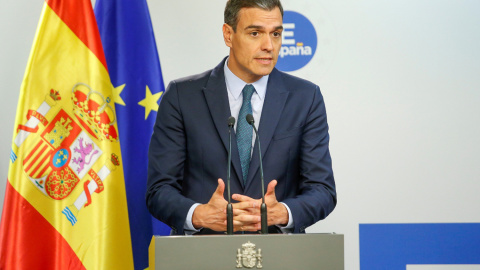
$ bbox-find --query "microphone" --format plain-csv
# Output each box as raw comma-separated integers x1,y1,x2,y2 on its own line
226,116,235,235
246,114,268,234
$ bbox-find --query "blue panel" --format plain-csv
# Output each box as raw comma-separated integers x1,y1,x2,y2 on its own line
360,223,480,270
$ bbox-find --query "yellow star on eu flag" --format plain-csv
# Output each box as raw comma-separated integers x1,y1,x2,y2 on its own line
113,84,126,106
138,85,163,120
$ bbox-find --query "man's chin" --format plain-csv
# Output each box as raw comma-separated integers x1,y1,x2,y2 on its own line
254,66,275,77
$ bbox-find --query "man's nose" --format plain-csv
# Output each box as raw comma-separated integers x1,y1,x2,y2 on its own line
261,35,274,51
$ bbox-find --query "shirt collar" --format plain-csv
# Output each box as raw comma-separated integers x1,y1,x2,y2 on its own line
224,57,268,101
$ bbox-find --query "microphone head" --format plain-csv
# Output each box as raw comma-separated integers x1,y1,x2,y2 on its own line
246,114,254,125
228,116,235,127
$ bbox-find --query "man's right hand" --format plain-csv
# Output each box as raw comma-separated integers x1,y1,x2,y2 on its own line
192,178,228,231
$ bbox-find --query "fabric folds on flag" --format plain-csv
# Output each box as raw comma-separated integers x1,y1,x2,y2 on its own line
0,0,134,269
94,0,169,269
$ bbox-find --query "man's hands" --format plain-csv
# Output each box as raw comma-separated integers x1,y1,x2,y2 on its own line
192,179,288,232
232,180,289,230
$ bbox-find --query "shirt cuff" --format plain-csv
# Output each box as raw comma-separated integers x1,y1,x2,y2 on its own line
184,203,202,234
276,202,294,233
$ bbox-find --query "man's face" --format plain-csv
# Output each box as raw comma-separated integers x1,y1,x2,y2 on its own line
223,7,283,83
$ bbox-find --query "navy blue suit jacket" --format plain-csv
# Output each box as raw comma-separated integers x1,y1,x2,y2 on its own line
147,58,336,235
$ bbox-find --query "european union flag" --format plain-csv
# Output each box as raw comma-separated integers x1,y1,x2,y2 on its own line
94,0,170,269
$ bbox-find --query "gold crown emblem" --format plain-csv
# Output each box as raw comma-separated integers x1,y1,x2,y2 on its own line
71,83,118,141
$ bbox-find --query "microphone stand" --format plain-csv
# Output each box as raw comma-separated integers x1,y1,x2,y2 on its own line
226,116,235,235
246,114,268,234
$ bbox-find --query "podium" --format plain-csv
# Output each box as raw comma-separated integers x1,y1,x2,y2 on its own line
149,233,344,270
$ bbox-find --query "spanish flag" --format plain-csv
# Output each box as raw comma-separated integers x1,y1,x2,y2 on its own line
0,0,134,269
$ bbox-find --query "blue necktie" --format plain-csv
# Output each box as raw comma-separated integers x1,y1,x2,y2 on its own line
237,84,255,185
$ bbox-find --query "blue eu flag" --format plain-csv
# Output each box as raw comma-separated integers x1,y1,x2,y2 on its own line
94,0,170,269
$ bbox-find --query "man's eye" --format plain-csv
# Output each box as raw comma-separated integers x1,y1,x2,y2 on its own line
251,32,259,37
273,32,282,37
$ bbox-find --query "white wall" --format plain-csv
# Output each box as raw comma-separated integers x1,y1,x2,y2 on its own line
1,1,480,269
0,0,45,213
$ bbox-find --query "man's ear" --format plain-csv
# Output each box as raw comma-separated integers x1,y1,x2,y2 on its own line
223,23,233,48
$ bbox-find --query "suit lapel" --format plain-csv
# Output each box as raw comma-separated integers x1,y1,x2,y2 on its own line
246,69,289,191
203,59,244,188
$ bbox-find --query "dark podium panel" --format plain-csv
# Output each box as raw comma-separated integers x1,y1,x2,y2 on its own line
149,233,344,270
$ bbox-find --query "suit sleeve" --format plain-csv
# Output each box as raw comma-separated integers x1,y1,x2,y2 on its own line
282,85,337,233
146,81,195,235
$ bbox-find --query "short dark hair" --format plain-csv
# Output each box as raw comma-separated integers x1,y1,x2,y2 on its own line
224,0,284,32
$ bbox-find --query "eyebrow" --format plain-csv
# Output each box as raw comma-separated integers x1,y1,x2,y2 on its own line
244,25,284,31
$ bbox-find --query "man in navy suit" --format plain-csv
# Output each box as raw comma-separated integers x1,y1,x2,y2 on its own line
147,0,336,235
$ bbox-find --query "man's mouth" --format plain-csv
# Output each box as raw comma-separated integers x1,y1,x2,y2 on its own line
255,57,273,64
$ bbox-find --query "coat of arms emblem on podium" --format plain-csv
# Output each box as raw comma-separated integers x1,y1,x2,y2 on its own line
236,241,263,269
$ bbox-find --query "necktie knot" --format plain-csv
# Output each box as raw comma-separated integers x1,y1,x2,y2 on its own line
242,84,255,102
